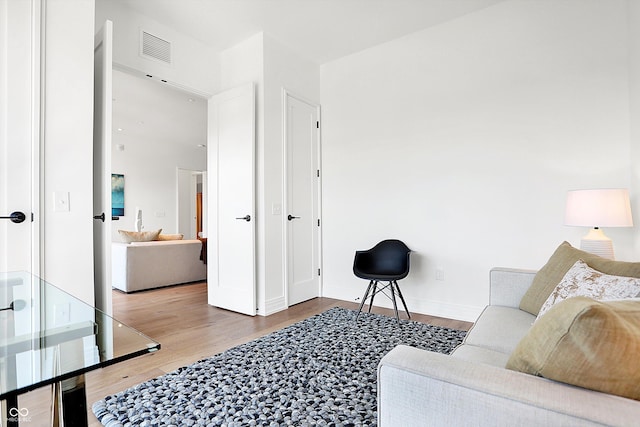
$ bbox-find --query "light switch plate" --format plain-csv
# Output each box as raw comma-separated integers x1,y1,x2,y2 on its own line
54,191,70,212
54,303,70,325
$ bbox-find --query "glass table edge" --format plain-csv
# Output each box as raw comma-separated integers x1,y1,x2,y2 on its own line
0,342,160,400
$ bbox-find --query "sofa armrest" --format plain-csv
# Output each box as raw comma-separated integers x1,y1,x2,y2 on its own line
378,345,639,427
111,242,129,290
489,267,536,308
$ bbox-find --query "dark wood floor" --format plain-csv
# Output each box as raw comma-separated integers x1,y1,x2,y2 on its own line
17,282,472,426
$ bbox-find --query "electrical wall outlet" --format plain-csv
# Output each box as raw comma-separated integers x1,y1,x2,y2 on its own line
436,268,445,281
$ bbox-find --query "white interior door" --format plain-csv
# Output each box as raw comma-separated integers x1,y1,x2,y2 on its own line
207,84,256,316
0,0,40,277
284,91,321,306
93,20,113,315
1,1,42,416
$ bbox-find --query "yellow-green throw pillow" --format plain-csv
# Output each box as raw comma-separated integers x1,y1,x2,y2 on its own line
506,297,640,401
118,229,162,243
519,241,640,315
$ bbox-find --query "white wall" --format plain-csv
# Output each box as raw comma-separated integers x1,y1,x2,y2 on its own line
216,33,320,315
110,145,206,241
95,0,219,96
628,1,640,256
217,33,265,311
43,0,96,303
91,0,637,322
110,70,207,242
320,0,634,321
262,34,320,313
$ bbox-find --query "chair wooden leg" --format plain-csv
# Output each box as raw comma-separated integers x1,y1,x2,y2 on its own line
356,280,374,320
389,281,400,323
368,281,378,313
393,280,411,319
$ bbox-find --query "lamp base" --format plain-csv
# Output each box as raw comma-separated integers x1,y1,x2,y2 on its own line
580,228,615,260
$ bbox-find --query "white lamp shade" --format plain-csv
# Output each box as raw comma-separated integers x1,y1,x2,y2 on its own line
565,189,633,228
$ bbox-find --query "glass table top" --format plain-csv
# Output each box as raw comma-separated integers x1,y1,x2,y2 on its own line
0,271,160,399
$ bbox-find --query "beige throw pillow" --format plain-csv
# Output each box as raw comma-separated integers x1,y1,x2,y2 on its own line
118,229,162,243
536,260,640,320
519,241,640,315
157,233,184,241
506,297,640,401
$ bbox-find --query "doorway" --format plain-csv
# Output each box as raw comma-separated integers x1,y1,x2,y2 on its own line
95,59,208,315
283,90,321,306
177,169,207,239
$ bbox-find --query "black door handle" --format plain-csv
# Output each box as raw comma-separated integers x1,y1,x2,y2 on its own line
235,215,251,222
93,213,105,222
287,215,300,221
0,211,26,224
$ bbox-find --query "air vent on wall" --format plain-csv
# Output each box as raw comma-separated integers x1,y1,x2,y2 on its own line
140,30,172,64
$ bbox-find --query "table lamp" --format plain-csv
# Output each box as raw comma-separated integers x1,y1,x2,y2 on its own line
564,188,633,260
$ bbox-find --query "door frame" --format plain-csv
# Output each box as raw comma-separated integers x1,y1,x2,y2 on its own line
282,89,322,306
98,61,212,315
176,168,206,239
32,0,43,277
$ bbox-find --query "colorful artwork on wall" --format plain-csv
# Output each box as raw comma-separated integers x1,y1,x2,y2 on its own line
112,173,125,217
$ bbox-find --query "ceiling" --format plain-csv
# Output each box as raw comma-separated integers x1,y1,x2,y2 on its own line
120,0,505,64
112,0,506,148
112,69,207,148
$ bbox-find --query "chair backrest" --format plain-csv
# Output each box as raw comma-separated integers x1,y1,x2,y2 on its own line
353,239,411,280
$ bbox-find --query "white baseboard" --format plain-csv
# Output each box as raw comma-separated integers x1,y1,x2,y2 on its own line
259,295,287,317
323,289,482,323
409,298,483,323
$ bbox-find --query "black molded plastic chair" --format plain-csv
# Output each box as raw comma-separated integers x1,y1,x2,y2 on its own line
353,239,411,323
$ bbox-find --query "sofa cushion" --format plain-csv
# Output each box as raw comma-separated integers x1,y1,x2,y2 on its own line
536,260,640,320
519,241,640,315
129,239,200,247
118,229,162,243
506,297,640,401
463,306,535,355
157,233,184,241
451,344,511,368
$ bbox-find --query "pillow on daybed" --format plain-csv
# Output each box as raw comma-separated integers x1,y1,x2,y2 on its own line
519,241,640,315
157,233,184,241
118,229,162,243
507,296,640,401
536,259,640,320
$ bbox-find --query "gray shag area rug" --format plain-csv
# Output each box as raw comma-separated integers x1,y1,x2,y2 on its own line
93,307,466,427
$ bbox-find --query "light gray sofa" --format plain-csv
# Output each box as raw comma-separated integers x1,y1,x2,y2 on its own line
378,267,640,426
112,240,206,292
